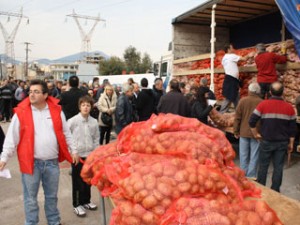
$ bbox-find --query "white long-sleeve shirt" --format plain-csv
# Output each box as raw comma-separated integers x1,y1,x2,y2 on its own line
0,104,77,163
222,53,241,79
67,113,100,158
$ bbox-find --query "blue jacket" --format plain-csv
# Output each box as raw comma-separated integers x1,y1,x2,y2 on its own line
115,94,134,134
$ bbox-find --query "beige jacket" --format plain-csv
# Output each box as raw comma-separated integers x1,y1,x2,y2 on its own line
97,92,117,127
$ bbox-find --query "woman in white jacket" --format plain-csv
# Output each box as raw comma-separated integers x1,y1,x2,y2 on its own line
97,85,117,145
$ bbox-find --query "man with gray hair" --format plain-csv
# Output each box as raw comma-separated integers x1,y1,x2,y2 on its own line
115,83,134,134
255,43,287,99
233,82,262,179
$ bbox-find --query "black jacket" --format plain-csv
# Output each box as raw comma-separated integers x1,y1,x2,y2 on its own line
152,86,164,114
191,101,213,124
59,87,87,120
157,90,191,117
115,94,134,134
136,88,155,121
0,85,13,100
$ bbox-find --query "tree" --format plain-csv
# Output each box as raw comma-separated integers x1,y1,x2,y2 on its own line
99,56,125,75
123,46,141,73
139,53,153,73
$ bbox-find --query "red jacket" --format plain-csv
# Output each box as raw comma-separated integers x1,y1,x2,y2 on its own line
255,52,287,83
14,96,73,174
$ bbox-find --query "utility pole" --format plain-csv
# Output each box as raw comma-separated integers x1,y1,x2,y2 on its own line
66,10,105,60
0,56,2,80
24,42,32,79
0,8,29,65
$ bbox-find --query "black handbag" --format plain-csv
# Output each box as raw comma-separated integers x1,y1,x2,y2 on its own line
101,99,112,126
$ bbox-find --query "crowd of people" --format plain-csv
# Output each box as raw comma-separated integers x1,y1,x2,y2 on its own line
0,42,299,224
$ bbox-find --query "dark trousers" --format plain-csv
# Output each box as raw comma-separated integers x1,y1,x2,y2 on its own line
2,99,12,121
257,140,288,192
0,126,4,154
259,83,271,99
72,160,91,207
100,126,111,145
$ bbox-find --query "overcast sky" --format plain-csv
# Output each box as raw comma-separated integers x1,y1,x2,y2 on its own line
0,0,205,62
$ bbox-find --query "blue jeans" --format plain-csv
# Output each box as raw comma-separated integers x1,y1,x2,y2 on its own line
239,137,259,178
257,140,288,192
22,159,61,225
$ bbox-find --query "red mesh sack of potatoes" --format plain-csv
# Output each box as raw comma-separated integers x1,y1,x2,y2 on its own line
160,197,283,225
117,114,235,166
80,142,119,194
105,153,244,207
110,199,160,225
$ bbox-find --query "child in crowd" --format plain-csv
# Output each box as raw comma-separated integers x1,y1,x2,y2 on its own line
67,95,100,217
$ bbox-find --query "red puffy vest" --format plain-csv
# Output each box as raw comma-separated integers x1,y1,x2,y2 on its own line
14,96,73,174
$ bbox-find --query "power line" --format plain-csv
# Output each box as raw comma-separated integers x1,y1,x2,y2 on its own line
5,0,35,13
29,0,82,17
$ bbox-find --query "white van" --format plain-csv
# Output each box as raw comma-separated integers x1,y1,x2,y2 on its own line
94,73,157,88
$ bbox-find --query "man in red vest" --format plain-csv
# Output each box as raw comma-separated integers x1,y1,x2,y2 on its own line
0,79,79,225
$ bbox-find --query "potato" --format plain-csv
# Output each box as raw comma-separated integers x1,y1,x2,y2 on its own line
178,182,192,193
156,142,167,154
144,175,157,190
227,212,238,223
216,181,226,190
140,166,150,175
144,146,153,154
204,179,214,191
151,163,163,176
126,216,141,225
194,206,202,215
236,218,250,225
119,201,133,216
172,190,181,199
160,176,177,186
142,195,158,209
133,180,144,192
152,205,165,216
255,201,269,218
184,206,193,217
132,203,146,217
161,198,172,208
163,164,177,176
157,183,172,197
142,211,157,225
197,174,205,184
133,189,148,202
175,170,188,183
153,189,164,201
188,173,198,184
176,198,189,210
262,212,274,225
191,184,200,194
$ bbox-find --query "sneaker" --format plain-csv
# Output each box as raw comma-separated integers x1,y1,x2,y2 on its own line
83,202,97,210
74,205,86,217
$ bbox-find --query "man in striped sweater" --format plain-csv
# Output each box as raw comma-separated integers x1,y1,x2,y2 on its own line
249,82,297,192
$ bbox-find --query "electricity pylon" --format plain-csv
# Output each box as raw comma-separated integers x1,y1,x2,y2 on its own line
67,10,105,59
0,8,29,65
